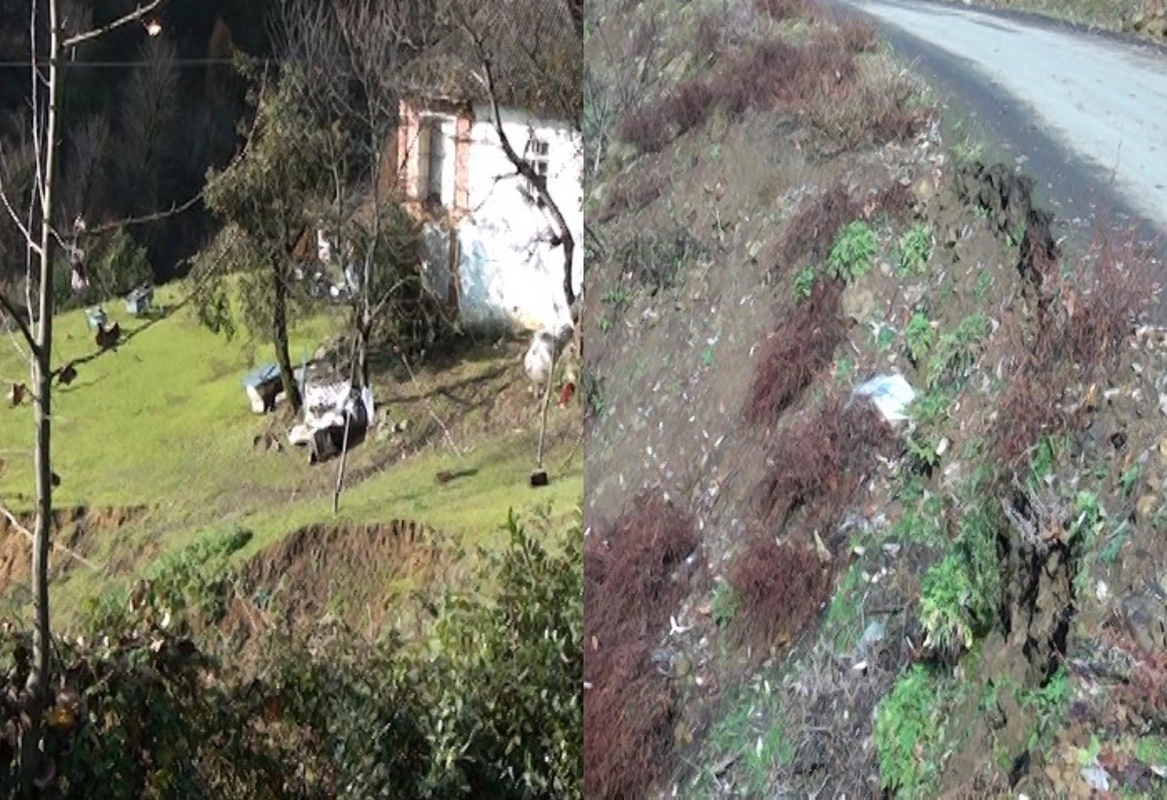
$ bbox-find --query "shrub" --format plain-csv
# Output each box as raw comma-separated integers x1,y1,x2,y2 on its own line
779,182,860,271
663,79,714,136
618,106,671,154
694,13,724,55
837,15,878,53
756,390,892,531
584,493,698,800
919,485,1002,660
898,224,933,275
753,0,811,22
826,220,878,283
744,280,845,425
993,221,1151,468
904,312,934,367
874,665,948,795
1,510,584,799
57,228,154,310
599,175,663,222
926,313,992,390
421,509,583,798
96,228,154,297
792,264,817,303
0,629,292,799
726,537,830,652
904,390,951,475
807,71,931,150
718,38,804,118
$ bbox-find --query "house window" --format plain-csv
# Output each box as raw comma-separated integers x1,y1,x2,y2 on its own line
525,136,550,208
417,117,449,207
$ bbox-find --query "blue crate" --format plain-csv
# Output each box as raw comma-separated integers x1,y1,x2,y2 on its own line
84,307,107,331
124,285,154,316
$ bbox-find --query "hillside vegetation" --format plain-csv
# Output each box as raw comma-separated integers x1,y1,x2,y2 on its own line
0,0,584,792
584,0,1167,796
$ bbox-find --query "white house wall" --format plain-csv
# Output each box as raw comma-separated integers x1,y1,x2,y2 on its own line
459,103,583,332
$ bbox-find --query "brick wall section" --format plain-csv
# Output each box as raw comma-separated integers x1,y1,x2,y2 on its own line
454,113,472,216
395,95,473,218
396,99,422,209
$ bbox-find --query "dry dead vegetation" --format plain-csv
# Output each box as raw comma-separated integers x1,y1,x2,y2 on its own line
585,0,1167,796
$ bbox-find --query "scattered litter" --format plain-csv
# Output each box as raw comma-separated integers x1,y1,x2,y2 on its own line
853,373,917,424
1079,765,1110,792
857,620,886,656
813,531,831,563
1096,580,1110,602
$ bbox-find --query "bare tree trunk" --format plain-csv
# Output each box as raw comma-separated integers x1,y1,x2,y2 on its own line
3,1,167,787
356,319,370,388
271,265,301,413
20,2,62,786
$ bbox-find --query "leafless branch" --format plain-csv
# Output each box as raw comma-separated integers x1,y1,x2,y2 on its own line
84,69,269,240
84,192,201,238
0,502,100,571
0,291,37,354
61,0,163,50
0,187,41,259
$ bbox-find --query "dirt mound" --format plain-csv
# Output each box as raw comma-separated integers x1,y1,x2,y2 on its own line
0,505,148,594
227,519,453,641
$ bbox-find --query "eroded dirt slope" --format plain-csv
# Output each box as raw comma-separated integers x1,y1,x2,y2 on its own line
585,0,1167,796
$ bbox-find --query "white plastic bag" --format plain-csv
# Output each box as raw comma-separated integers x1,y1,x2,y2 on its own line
852,374,916,424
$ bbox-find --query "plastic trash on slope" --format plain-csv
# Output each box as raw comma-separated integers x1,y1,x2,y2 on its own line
852,374,916,424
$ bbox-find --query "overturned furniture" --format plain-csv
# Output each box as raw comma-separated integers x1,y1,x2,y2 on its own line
287,361,374,465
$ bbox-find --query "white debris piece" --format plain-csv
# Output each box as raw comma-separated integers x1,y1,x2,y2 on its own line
1079,765,1110,792
853,373,917,424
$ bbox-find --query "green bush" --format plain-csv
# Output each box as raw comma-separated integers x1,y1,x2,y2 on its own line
826,220,877,283
874,665,948,796
3,510,583,798
897,224,932,275
926,313,992,390
422,509,583,798
904,311,934,366
55,228,154,312
919,487,1001,657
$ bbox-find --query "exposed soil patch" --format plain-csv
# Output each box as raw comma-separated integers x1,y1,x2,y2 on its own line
587,0,1167,796
224,519,454,643
0,504,148,594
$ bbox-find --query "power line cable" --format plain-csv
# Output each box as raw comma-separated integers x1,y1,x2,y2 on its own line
0,57,281,69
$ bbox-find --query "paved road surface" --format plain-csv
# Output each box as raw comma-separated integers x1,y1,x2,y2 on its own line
841,0,1167,258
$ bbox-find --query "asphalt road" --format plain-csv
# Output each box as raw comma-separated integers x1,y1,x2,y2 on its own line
839,0,1167,260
